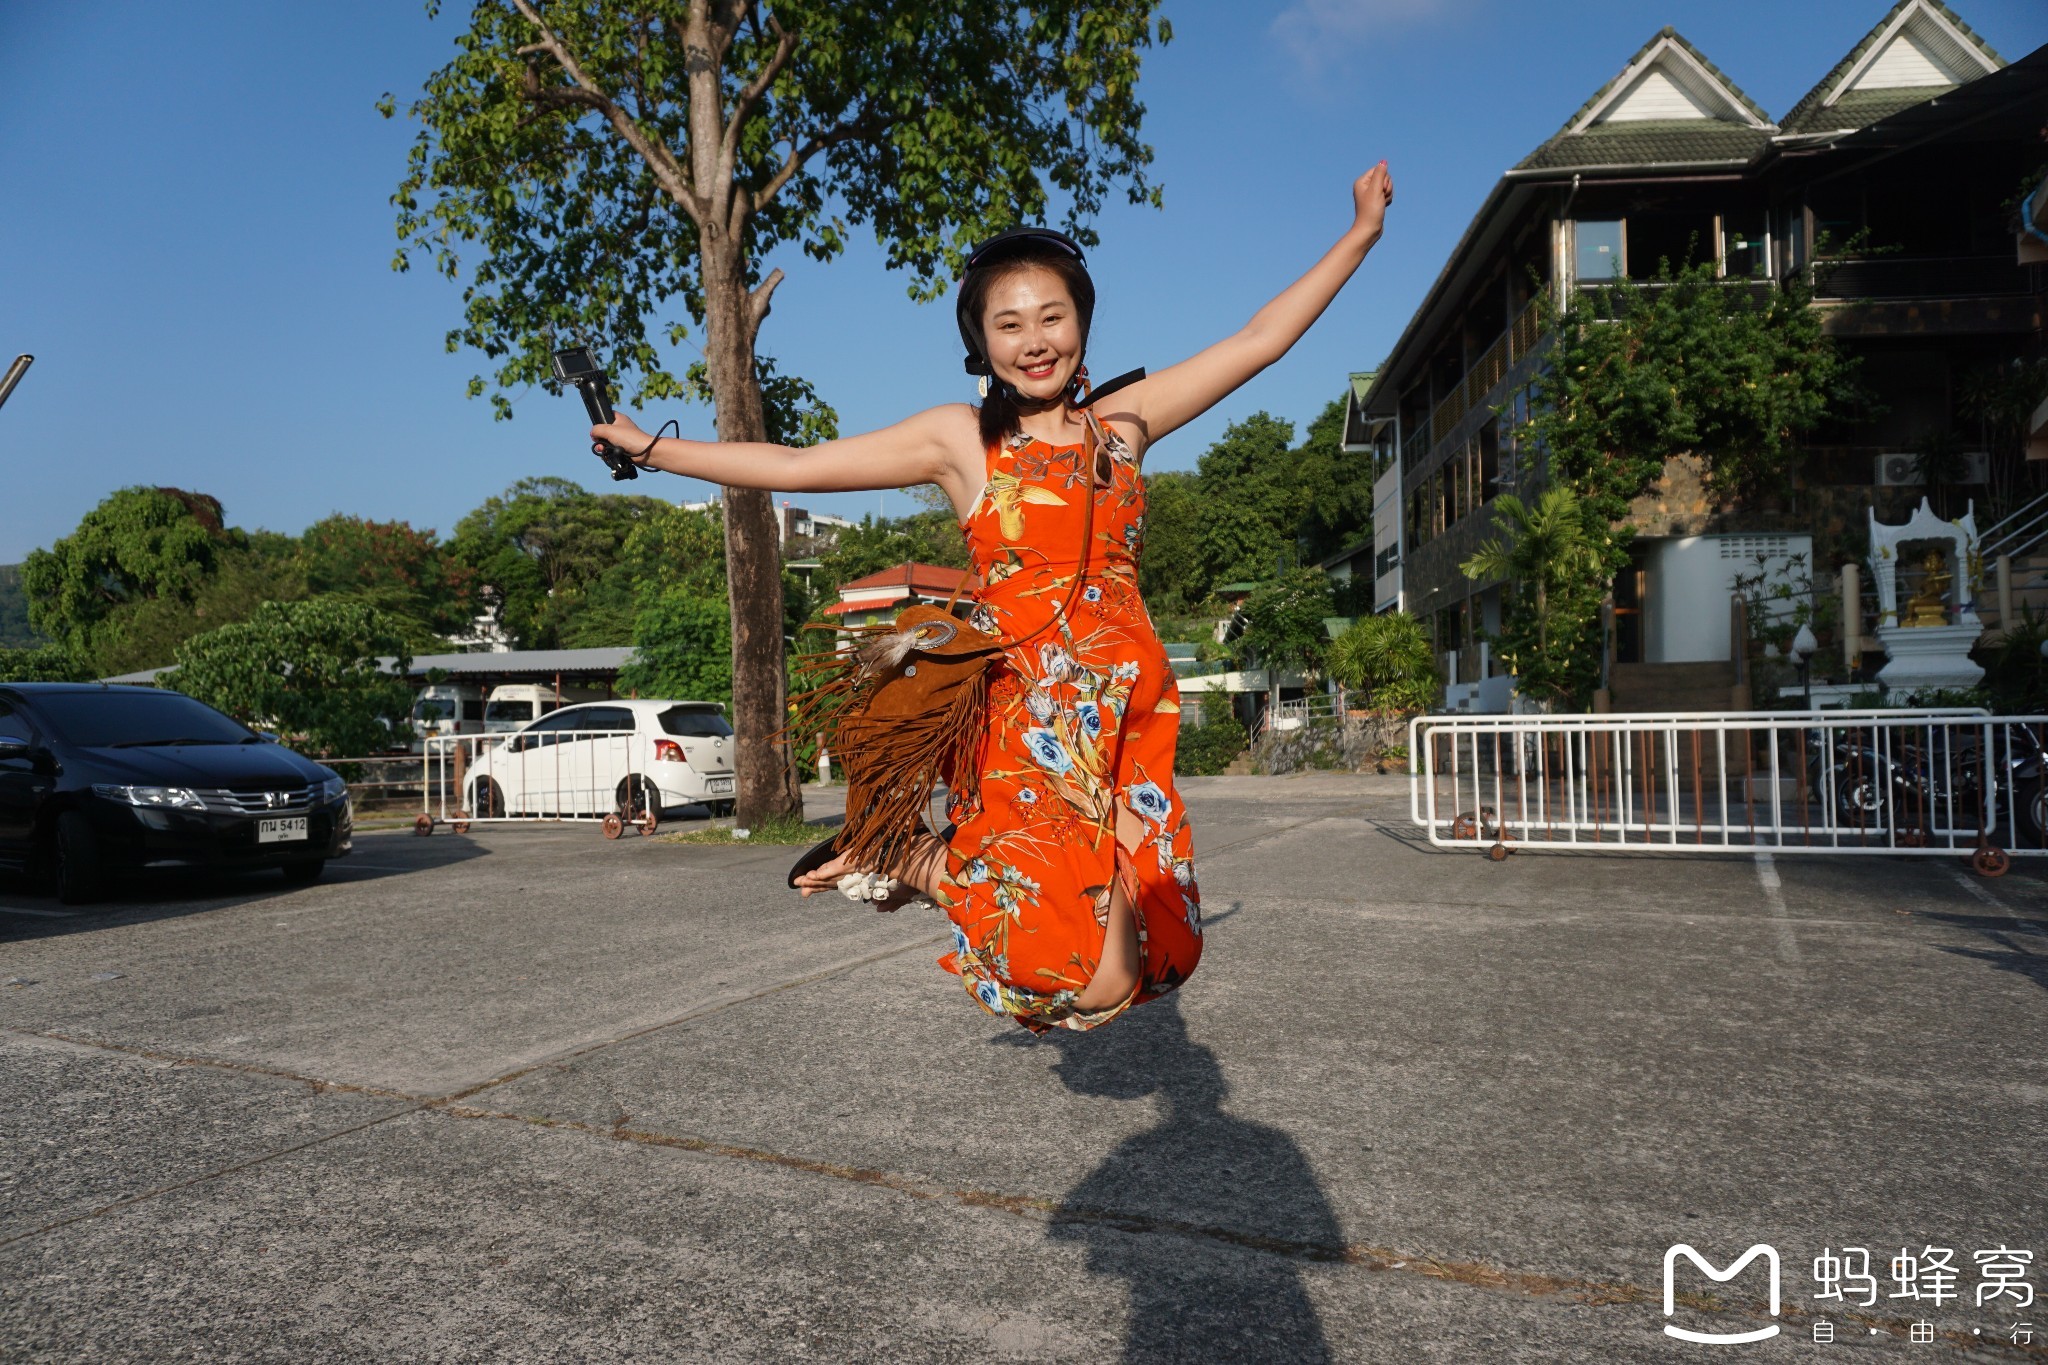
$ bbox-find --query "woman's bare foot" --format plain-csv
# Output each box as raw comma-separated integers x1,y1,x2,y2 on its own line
795,831,948,902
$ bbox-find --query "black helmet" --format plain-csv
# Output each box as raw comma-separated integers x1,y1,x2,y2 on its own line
955,227,1092,376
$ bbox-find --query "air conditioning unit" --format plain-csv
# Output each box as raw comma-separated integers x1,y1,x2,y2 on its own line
1873,451,1991,486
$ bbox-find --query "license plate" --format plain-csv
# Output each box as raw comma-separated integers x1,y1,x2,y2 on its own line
706,777,735,794
259,817,308,843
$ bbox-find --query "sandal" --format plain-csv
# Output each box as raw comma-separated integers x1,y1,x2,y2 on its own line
786,823,958,891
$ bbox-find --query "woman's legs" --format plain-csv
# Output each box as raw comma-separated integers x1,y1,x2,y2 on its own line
796,829,1139,1007
1072,878,1140,1009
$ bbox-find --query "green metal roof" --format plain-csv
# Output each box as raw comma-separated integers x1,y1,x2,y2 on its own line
1778,0,2003,135
1514,28,1774,174
1516,120,1773,172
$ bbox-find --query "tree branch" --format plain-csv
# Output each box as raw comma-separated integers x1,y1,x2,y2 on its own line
719,14,797,188
745,267,784,343
751,109,894,215
506,0,706,224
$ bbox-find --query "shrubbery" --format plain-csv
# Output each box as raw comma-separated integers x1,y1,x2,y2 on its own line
1176,710,1249,776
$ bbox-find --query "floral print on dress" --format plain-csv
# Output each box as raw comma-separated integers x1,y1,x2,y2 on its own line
935,423,1204,1033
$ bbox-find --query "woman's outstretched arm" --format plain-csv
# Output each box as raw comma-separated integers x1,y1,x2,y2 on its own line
590,402,982,506
1101,163,1394,450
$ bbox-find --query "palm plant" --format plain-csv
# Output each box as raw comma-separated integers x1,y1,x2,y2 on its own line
1326,612,1438,714
1459,486,1606,702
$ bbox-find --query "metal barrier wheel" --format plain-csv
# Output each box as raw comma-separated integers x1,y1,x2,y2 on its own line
1972,845,2011,878
637,808,660,837
1487,842,1510,862
413,814,435,837
602,812,625,840
451,811,471,835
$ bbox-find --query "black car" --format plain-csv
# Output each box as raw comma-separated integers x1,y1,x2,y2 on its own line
0,683,352,904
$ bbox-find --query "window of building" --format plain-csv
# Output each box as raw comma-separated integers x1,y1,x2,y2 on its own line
1627,211,1715,279
1575,219,1623,282
1722,215,1768,278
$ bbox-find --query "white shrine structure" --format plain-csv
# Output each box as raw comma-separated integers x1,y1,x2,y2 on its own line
1867,498,1984,691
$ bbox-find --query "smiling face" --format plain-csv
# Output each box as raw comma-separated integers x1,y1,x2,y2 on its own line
979,265,1085,403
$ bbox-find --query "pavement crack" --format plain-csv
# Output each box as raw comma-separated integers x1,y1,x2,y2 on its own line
422,1103,2043,1355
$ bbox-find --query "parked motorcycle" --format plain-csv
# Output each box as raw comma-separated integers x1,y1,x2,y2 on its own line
1803,720,2046,846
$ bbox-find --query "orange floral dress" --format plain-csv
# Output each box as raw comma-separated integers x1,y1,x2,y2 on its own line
934,420,1204,1033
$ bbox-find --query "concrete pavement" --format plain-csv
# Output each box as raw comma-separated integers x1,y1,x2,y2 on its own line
3,775,2046,1362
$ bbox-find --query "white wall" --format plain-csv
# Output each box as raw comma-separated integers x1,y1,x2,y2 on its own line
1644,533,1811,663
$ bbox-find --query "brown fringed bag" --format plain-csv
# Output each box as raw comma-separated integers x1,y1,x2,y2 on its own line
788,405,1120,879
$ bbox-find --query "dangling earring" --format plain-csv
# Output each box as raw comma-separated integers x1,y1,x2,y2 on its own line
977,374,991,399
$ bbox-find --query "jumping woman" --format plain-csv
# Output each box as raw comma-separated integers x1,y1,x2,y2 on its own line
592,162,1394,1033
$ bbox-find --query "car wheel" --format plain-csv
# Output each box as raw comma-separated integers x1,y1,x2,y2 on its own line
710,800,735,817
470,777,505,819
616,774,660,817
2015,777,2046,847
280,860,325,886
53,811,106,906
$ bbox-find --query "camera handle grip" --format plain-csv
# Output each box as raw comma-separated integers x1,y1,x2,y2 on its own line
574,376,640,481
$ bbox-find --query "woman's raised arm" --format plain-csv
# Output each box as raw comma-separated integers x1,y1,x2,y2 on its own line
591,402,983,506
1103,163,1394,450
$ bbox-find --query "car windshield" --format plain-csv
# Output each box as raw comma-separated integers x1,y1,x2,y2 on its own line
414,698,456,722
485,700,533,723
658,707,734,738
32,689,254,748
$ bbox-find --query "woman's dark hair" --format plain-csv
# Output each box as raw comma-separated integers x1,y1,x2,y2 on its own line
958,243,1095,447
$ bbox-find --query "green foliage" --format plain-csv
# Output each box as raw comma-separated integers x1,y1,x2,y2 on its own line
814,512,969,598
0,645,93,683
297,514,477,640
166,598,416,757
447,477,674,648
1175,710,1247,777
1135,470,1205,614
1233,568,1334,685
1980,608,2048,716
22,487,241,664
1729,550,1839,698
0,565,39,648
1326,612,1438,714
383,0,1168,416
1535,260,1860,511
618,591,733,706
1290,398,1376,566
1460,487,1604,706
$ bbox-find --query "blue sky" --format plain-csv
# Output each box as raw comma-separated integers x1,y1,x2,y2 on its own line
3,0,2043,563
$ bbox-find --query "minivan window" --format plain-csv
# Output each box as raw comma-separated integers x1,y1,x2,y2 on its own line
31,690,253,748
659,707,734,739
415,697,457,722
485,700,534,724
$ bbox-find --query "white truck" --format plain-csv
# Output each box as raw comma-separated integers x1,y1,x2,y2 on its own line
409,684,486,753
483,682,606,734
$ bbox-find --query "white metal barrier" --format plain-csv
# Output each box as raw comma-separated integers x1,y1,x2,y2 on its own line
1410,709,2048,876
419,730,736,838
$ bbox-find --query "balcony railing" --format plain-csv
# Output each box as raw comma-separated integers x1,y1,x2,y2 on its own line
1812,254,2036,302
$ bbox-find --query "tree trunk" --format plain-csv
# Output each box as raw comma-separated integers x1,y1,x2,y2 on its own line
701,240,802,825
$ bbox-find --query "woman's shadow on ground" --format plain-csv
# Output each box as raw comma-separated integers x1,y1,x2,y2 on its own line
1026,992,1343,1362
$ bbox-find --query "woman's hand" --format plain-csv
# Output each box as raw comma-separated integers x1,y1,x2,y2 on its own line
591,410,649,457
1351,160,1394,243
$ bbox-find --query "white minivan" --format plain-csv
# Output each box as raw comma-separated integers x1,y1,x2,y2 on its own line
410,684,486,752
483,682,605,734
463,699,737,817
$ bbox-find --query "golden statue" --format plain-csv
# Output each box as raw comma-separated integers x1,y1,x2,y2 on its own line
1902,550,1950,628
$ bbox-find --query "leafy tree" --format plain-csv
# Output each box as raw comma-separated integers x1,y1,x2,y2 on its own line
814,511,970,600
298,515,477,640
0,645,92,683
1232,567,1333,716
1326,611,1437,714
1290,397,1374,566
167,598,415,757
447,478,672,647
619,591,733,705
1135,470,1204,616
1194,412,1298,588
385,0,1170,825
91,538,312,676
21,487,240,666
0,565,40,649
1458,487,1604,706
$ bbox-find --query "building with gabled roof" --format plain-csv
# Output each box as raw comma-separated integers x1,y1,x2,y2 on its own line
820,561,976,630
1343,5,2042,711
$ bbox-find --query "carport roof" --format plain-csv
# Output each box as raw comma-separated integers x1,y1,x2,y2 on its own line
100,646,640,688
